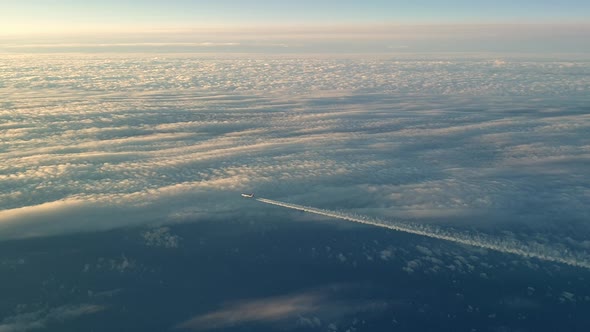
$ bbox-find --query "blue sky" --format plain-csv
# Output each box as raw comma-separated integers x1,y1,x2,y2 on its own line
3,0,589,28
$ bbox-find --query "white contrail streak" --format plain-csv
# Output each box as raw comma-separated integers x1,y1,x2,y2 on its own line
256,197,590,270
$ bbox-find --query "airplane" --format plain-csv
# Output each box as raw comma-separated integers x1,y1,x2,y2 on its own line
241,193,254,198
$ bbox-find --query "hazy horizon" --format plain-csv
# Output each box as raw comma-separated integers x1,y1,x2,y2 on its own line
2,1,590,54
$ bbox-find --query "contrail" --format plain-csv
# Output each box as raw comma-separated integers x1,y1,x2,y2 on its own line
256,197,590,270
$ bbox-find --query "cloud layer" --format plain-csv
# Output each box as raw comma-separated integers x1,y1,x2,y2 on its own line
0,54,589,263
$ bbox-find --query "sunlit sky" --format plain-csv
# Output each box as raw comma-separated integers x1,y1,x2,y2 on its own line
1,1,589,53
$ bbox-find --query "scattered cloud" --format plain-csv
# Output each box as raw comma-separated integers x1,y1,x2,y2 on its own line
142,227,181,248
82,255,136,273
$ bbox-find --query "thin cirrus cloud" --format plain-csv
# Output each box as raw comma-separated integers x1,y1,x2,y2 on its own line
176,292,324,330
175,285,387,331
0,54,589,262
0,304,105,332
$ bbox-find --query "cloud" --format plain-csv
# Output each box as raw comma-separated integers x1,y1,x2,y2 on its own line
0,304,104,332
175,286,387,331
0,54,589,270
142,227,181,248
176,292,322,330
